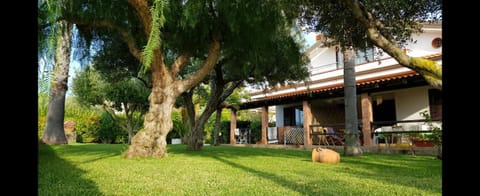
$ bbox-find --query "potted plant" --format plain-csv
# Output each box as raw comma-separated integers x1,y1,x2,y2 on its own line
414,132,434,147
415,111,442,159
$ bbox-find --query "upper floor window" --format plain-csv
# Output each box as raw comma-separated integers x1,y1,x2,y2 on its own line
432,37,442,49
355,48,375,64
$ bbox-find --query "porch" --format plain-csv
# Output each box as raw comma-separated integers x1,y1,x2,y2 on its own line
227,107,441,155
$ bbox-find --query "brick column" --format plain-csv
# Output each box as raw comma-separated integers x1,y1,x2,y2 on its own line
230,109,237,144
303,100,312,145
261,106,268,144
361,93,373,146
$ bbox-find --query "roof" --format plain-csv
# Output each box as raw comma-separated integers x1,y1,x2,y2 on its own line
239,53,441,109
250,71,419,102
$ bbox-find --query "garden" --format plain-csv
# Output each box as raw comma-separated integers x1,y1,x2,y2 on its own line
39,144,441,195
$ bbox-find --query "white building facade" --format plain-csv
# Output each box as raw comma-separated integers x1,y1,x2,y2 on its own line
231,23,442,147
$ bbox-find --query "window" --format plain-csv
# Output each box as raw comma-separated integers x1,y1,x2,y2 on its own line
335,47,344,69
355,48,374,64
432,37,442,49
283,106,304,126
428,89,442,120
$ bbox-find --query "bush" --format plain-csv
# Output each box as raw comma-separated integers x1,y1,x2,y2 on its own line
38,96,105,143
38,116,46,139
70,115,101,143
96,112,125,144
167,111,189,144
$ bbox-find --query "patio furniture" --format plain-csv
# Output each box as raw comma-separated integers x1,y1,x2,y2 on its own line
267,127,279,144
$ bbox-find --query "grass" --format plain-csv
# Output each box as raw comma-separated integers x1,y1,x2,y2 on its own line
39,144,441,195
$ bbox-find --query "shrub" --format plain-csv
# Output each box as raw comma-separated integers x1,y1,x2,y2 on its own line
167,111,189,144
38,116,46,139
249,120,262,143
96,112,125,144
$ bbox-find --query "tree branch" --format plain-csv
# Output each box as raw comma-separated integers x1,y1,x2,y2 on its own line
219,80,242,101
127,0,152,37
171,54,191,78
64,18,142,60
181,88,196,128
134,76,152,88
176,34,221,93
342,0,442,89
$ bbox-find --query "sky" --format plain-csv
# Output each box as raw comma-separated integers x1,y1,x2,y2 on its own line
304,32,318,48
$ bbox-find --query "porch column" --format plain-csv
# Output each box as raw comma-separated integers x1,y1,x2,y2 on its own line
230,109,237,144
303,100,312,146
261,106,268,144
361,93,373,146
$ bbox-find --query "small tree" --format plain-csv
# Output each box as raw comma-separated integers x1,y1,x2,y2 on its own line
420,110,442,160
73,67,149,144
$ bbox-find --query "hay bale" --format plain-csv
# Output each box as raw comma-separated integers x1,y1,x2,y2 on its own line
311,147,340,164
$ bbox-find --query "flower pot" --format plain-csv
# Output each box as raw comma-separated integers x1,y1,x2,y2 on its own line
171,138,182,144
414,140,434,147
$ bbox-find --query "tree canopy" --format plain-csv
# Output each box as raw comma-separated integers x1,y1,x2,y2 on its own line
47,0,311,158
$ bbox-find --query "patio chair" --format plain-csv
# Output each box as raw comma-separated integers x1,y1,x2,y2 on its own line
324,127,344,146
267,127,279,144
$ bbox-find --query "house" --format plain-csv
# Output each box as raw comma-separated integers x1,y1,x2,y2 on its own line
229,23,442,147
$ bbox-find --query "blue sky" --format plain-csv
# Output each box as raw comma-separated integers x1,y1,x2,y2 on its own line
304,32,317,48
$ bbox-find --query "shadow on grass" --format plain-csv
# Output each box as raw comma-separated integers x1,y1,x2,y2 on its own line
211,155,339,195
38,144,102,195
169,144,311,159
335,154,442,194
53,144,128,163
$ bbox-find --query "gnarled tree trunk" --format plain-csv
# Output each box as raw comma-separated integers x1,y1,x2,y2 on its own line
124,92,175,158
185,64,241,151
42,21,73,145
125,55,178,158
343,48,363,156
124,37,220,158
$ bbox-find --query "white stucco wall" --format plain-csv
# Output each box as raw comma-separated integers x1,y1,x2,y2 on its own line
308,47,337,75
405,30,442,57
394,86,430,120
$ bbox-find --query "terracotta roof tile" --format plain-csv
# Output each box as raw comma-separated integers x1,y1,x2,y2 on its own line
248,71,420,102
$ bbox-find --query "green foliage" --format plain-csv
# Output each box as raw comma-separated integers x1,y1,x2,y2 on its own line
141,0,168,74
104,78,150,112
38,93,49,117
249,120,262,143
92,33,147,83
38,61,51,94
39,144,442,195
38,96,103,143
96,112,126,144
73,66,150,142
419,110,442,147
72,67,107,106
168,111,188,140
64,97,103,143
38,116,46,139
297,0,441,49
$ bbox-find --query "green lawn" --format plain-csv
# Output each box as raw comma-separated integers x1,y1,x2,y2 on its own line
38,144,441,195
